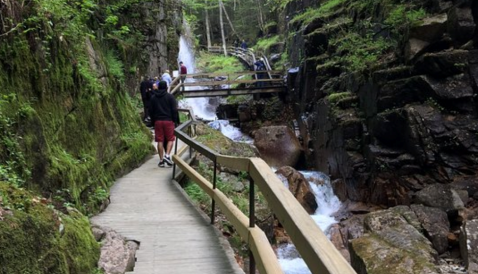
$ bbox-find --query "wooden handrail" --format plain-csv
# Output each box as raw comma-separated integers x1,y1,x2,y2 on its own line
172,154,283,274
173,118,358,274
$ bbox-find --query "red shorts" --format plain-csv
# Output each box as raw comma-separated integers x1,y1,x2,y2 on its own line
154,120,176,142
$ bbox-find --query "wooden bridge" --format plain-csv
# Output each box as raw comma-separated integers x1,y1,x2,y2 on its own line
91,108,357,274
168,45,284,97
168,71,285,97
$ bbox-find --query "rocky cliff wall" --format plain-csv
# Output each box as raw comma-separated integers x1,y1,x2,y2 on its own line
0,0,181,212
281,0,478,206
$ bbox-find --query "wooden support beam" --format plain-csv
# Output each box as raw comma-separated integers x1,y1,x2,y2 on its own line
182,87,284,98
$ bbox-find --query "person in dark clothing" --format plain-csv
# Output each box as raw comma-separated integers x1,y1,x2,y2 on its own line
140,76,152,122
254,58,267,88
149,81,179,168
179,61,187,91
241,40,247,50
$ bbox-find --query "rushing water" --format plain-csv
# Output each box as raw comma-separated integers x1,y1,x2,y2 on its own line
177,35,251,142
178,33,341,273
276,171,342,274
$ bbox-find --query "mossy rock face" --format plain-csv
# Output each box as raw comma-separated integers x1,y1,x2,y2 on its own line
0,183,99,274
196,123,258,157
350,206,439,274
0,5,154,213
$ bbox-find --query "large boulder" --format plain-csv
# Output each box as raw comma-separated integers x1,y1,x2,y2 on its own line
413,50,469,77
350,206,439,274
460,219,478,273
94,226,138,274
413,184,465,214
447,7,476,45
275,166,318,214
405,14,448,60
254,126,302,168
411,204,450,254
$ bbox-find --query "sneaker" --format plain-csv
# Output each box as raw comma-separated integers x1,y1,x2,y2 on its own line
163,155,173,166
158,160,165,168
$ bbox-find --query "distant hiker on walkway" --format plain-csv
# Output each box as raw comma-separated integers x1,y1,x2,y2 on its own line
254,58,266,88
140,75,152,122
241,40,247,50
161,70,172,88
149,81,179,168
179,61,187,91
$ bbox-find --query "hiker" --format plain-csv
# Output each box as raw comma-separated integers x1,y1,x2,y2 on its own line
179,61,187,91
140,75,152,122
241,40,247,50
161,70,172,88
254,58,267,88
149,81,179,168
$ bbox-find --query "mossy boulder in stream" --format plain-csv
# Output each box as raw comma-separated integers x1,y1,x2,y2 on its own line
0,182,99,273
350,206,439,274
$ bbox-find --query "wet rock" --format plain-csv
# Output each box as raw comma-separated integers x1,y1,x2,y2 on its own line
340,214,366,240
328,224,350,262
410,14,448,42
411,204,450,254
447,7,476,46
95,226,138,274
421,74,473,101
254,126,302,168
413,50,469,77
275,166,318,214
406,38,431,61
92,226,106,242
460,219,478,272
305,29,328,56
350,206,439,274
405,14,448,60
413,184,465,214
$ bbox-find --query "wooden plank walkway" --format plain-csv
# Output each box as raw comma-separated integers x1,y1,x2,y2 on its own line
91,146,243,274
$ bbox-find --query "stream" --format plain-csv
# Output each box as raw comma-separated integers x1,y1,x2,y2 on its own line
178,35,342,274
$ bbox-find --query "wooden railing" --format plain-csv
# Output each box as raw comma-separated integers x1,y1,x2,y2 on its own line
168,70,285,97
172,117,357,274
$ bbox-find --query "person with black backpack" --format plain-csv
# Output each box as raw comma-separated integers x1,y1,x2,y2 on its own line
149,81,179,168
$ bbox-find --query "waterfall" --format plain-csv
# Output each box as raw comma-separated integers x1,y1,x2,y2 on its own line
178,36,217,120
177,34,252,142
276,171,342,274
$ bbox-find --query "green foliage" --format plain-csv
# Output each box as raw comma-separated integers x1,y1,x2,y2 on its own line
184,181,212,206
196,52,245,74
226,95,253,104
330,33,393,72
254,35,280,53
105,50,125,82
327,91,353,104
385,5,427,29
291,0,348,25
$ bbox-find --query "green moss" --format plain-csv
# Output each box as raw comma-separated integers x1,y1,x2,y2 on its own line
290,0,348,25
327,91,353,104
254,35,281,53
196,52,244,74
0,183,99,274
385,5,427,29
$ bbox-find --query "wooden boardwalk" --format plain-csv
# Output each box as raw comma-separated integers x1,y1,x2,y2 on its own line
91,147,243,274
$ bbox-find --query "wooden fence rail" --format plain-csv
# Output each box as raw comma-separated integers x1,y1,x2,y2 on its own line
172,116,357,274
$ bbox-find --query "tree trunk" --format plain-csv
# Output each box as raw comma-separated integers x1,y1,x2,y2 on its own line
205,7,212,48
220,2,239,40
257,0,265,32
219,0,227,56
